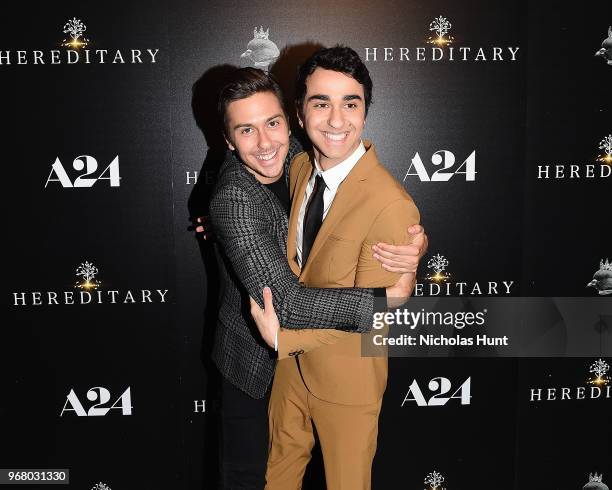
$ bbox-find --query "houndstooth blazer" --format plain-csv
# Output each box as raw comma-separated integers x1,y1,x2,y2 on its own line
209,137,376,399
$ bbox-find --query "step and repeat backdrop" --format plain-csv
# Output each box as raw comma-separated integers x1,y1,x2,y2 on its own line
3,0,611,489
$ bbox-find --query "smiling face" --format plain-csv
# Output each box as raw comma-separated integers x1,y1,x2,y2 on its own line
225,91,290,184
299,67,366,170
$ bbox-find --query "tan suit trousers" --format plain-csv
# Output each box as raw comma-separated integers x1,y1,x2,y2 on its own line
266,357,382,490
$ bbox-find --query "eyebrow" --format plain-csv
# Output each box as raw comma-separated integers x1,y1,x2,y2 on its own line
306,94,363,103
233,113,284,130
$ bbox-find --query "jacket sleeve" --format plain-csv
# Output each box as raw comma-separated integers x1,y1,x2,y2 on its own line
209,183,375,332
355,198,420,287
276,196,420,357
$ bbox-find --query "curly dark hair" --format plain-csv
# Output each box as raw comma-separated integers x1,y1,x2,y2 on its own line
295,45,373,116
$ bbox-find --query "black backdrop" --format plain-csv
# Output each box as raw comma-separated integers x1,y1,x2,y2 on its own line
3,1,611,489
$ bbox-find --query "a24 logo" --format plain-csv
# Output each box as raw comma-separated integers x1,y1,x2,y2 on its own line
402,377,471,407
60,386,132,416
45,155,121,188
403,150,476,182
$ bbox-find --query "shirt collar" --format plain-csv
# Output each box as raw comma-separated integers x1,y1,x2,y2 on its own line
313,140,366,192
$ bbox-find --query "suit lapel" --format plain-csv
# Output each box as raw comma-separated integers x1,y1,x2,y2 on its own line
287,157,312,277
300,142,378,280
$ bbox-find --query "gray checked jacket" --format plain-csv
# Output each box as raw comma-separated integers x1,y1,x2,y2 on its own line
209,137,376,399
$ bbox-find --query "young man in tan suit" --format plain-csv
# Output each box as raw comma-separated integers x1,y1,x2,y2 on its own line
250,46,420,489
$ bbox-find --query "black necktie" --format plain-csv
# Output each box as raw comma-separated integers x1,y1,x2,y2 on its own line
302,174,326,267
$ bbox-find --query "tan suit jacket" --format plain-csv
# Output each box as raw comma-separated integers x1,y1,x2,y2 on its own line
278,141,420,405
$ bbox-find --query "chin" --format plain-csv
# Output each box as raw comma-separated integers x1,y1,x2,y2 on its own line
265,169,282,178
322,145,352,160
262,165,283,179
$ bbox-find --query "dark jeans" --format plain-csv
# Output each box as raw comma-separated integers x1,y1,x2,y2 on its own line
218,376,271,490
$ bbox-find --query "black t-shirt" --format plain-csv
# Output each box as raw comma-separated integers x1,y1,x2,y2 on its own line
264,175,290,216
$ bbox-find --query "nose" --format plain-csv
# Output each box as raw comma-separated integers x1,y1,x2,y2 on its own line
258,129,272,149
327,104,344,129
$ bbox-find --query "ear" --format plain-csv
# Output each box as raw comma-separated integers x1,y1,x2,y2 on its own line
224,136,235,151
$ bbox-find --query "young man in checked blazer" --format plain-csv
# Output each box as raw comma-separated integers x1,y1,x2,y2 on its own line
207,67,426,489
248,46,421,489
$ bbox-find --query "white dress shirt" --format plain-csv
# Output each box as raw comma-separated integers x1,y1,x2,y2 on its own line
296,141,366,268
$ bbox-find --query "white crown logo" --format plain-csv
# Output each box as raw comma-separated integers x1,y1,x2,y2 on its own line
241,26,279,71
253,26,270,40
600,258,612,271
587,259,612,296
589,473,604,483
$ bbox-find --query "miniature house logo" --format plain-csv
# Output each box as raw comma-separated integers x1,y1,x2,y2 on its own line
61,18,89,49
588,359,611,386
424,470,446,490
427,16,454,47
583,473,609,490
587,259,612,296
598,135,612,164
595,27,612,65
240,26,280,71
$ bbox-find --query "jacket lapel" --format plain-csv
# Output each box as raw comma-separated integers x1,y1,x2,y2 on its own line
287,158,312,277
300,141,379,280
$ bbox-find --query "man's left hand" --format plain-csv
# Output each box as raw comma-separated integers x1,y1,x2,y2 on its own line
372,224,428,273
249,287,279,349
